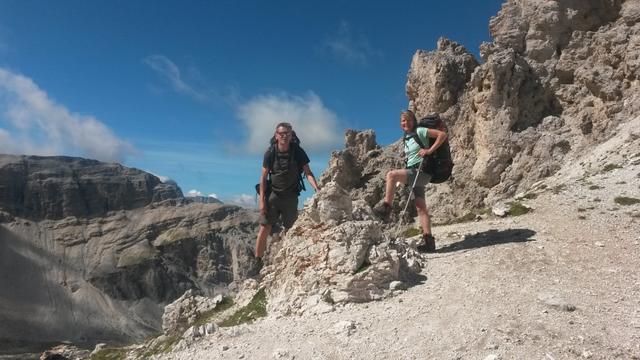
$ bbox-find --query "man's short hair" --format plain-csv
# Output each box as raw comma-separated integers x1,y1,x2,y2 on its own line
276,122,292,130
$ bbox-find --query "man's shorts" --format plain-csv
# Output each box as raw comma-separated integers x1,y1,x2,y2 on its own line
259,192,299,229
405,168,432,199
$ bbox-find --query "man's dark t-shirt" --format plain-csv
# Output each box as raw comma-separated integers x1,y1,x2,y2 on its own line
263,145,310,196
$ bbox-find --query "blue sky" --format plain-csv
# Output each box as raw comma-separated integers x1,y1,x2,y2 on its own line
0,0,504,207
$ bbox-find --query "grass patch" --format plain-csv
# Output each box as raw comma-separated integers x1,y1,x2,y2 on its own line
602,163,622,173
90,348,128,360
507,201,531,216
614,196,640,206
588,185,603,190
593,198,602,202
219,288,267,327
403,227,421,237
577,208,587,212
140,335,180,358
578,215,587,220
192,297,234,328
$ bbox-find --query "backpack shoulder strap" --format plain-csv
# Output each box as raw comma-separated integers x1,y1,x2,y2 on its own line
266,145,277,174
405,132,427,149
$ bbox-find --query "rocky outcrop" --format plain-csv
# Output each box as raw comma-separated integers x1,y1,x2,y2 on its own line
259,180,424,316
0,156,259,347
0,154,183,221
402,0,640,217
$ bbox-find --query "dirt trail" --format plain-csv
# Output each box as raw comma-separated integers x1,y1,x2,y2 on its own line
159,152,640,360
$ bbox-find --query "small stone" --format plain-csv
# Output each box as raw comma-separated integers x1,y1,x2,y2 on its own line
239,355,245,359
538,293,576,312
221,345,230,351
595,242,605,247
582,350,593,358
333,320,356,336
389,281,407,291
484,354,499,360
492,203,509,217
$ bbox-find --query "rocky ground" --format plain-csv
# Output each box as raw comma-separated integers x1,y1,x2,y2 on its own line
153,119,640,359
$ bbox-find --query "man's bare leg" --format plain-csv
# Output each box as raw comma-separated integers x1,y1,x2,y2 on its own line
255,224,272,258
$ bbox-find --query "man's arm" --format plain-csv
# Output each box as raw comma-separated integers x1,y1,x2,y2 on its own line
302,164,320,192
259,167,269,214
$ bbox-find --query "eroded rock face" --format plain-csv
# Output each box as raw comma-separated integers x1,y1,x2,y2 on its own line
0,156,259,346
403,0,640,215
260,181,423,315
0,155,183,221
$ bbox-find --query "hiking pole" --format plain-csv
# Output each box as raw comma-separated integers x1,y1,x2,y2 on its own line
398,156,425,224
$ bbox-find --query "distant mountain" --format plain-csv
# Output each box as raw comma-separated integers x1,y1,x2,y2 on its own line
186,195,223,204
0,154,258,351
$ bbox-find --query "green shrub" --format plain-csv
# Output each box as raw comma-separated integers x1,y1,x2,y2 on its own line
507,201,531,216
402,227,421,237
614,196,640,206
192,297,234,327
90,348,128,360
140,335,180,358
219,288,267,327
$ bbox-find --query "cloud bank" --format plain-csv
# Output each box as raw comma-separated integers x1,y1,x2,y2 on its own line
227,193,256,208
0,67,135,162
236,91,342,155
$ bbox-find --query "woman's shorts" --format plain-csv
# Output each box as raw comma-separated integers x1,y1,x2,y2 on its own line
405,168,432,199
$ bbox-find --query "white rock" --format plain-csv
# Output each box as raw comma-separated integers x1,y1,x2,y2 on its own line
333,320,356,336
492,203,509,217
389,281,407,291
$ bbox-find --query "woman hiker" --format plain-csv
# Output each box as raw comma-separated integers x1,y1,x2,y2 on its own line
373,109,447,253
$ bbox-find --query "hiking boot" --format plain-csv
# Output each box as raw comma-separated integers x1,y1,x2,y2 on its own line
416,234,436,253
373,201,392,220
248,257,263,277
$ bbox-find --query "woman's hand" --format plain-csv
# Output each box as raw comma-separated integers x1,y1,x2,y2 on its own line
419,148,432,157
259,200,266,215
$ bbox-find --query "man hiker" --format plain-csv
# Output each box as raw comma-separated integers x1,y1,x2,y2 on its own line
255,122,320,265
373,110,447,253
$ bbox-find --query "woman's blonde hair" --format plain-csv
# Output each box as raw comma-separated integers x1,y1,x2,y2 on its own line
401,110,417,130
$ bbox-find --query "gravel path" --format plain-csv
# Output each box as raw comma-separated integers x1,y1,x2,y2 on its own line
158,158,640,359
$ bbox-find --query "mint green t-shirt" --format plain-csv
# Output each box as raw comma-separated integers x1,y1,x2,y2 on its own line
404,127,429,168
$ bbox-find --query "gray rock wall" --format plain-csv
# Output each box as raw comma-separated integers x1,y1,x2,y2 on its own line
0,155,183,221
0,156,259,346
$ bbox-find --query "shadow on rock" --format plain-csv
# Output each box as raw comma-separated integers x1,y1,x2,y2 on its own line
437,228,536,253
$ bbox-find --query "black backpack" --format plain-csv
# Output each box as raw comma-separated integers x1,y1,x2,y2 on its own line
254,131,307,200
405,113,454,183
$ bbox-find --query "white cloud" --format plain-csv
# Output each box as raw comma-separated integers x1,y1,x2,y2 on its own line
186,189,203,197
143,54,209,102
0,67,135,162
323,21,381,66
227,193,256,208
235,91,342,155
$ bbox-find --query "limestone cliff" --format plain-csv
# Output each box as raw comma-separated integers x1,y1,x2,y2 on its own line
0,155,258,346
325,0,640,221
